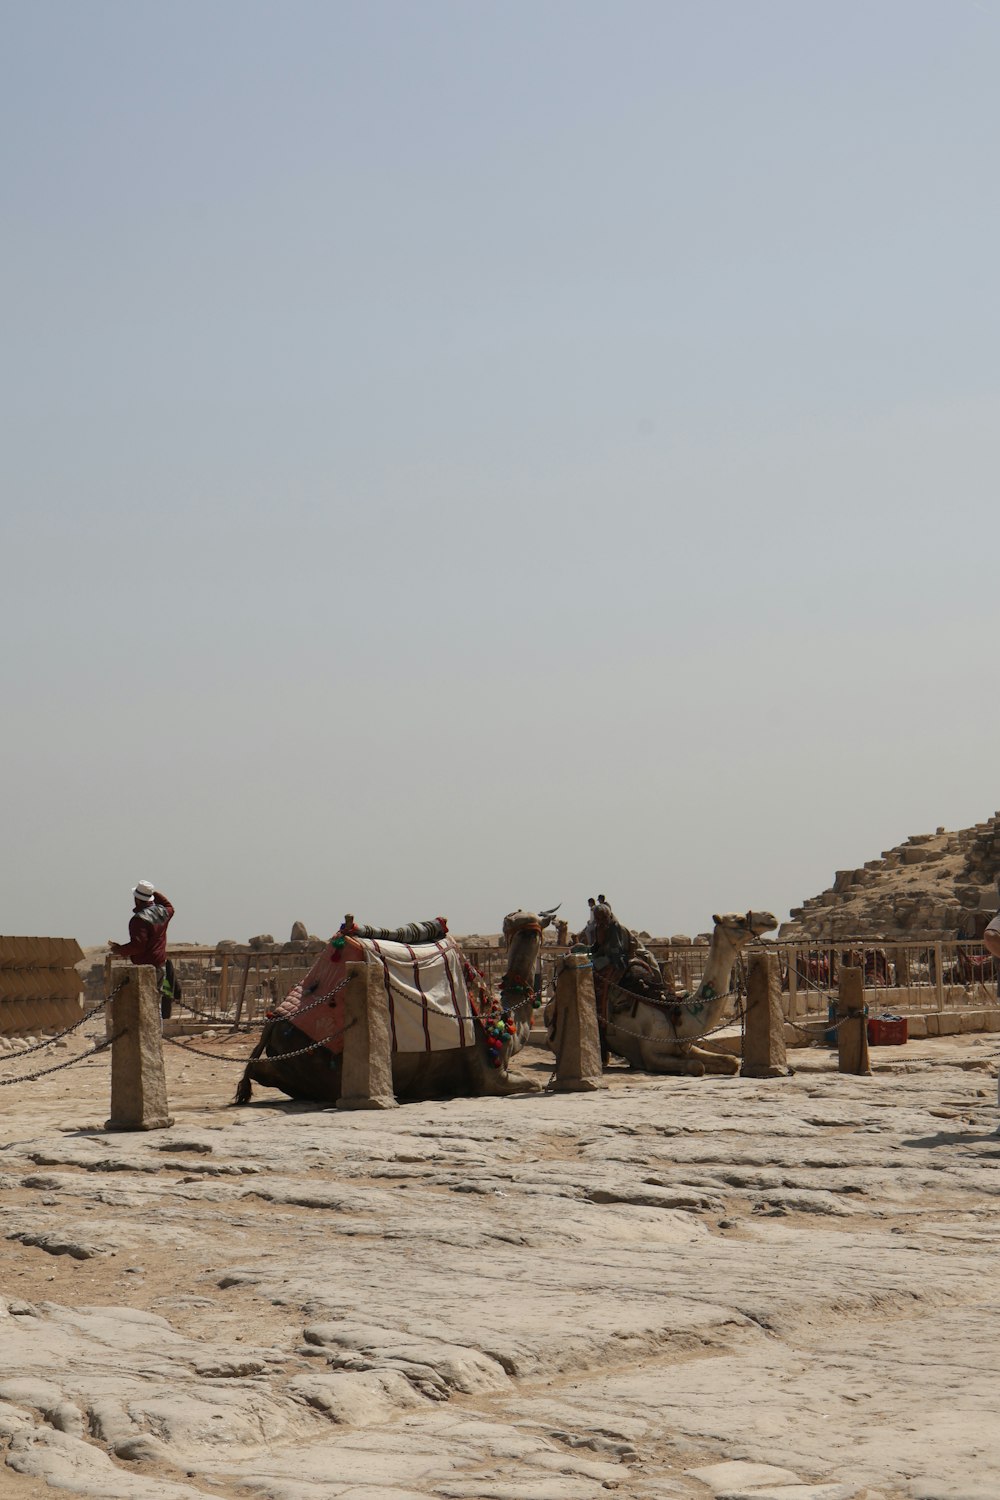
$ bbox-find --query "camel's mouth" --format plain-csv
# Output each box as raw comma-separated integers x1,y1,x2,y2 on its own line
745,911,778,939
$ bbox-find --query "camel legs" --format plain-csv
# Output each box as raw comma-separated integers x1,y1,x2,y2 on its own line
685,1043,740,1076
632,1041,704,1076
634,1041,740,1077
463,1038,542,1097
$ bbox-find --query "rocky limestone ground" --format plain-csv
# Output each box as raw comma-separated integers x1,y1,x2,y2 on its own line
2,1020,1000,1500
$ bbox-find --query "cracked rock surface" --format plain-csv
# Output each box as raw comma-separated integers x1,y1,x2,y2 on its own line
1,1025,1000,1498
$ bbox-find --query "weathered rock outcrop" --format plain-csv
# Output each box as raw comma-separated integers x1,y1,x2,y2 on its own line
781,813,1000,940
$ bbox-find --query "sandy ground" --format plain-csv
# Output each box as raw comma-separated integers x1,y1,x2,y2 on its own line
2,1018,1000,1500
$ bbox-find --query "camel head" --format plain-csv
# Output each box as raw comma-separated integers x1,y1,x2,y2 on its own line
711,911,778,952
502,906,560,947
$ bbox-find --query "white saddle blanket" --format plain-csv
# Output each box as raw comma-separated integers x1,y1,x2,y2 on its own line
361,936,477,1053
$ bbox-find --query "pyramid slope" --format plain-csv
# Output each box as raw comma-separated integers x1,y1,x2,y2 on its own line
779,813,1000,941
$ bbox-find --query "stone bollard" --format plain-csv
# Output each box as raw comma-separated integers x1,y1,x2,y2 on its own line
837,966,872,1076
550,953,605,1092
741,951,789,1078
106,963,174,1131
336,961,398,1111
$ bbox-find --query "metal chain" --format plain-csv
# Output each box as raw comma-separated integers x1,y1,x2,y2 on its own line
276,977,351,1025
601,981,740,1043
596,984,770,1049
254,1018,355,1062
163,972,352,1033
0,1032,123,1088
599,962,851,1047
162,1034,256,1063
0,984,126,1064
378,967,515,1026
169,994,260,1030
373,952,543,1026
163,1013,354,1063
541,990,758,1087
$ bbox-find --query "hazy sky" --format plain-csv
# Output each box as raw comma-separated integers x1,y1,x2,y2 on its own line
3,1,999,946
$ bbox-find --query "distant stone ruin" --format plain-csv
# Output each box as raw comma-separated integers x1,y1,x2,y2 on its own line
780,813,1000,941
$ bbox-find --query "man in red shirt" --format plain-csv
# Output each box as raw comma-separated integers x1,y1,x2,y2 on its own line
109,880,175,972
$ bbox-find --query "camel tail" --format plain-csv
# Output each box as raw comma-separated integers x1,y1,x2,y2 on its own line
233,1068,254,1106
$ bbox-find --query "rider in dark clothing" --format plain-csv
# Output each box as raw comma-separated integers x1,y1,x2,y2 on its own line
109,880,174,969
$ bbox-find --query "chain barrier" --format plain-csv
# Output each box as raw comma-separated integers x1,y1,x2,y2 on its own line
604,975,849,1047
253,1018,355,1063
632,994,750,1043
169,949,534,1052
163,975,354,1063
277,977,351,1027
787,1016,842,1038
599,976,749,1046
785,963,863,1039
164,1017,355,1064
0,982,128,1065
542,988,758,1091
0,1031,125,1089
546,944,854,1061
162,1034,256,1064
169,994,261,1031
166,956,543,1071
780,954,852,1040
377,964,536,1027
166,962,489,1068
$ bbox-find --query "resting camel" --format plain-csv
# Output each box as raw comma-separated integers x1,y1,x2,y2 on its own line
234,907,558,1106
582,904,777,1076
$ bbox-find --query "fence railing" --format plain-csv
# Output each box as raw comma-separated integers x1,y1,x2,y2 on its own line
154,937,1000,1033
768,939,1000,1020
163,944,326,1030
474,939,1000,1026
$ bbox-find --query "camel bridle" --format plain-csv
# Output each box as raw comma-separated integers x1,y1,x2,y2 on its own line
742,911,770,941
502,919,544,999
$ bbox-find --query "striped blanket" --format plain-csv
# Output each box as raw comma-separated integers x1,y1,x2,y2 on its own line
361,935,477,1052
272,933,479,1055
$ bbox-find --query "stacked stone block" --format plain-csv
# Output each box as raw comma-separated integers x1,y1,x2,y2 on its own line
0,936,84,1035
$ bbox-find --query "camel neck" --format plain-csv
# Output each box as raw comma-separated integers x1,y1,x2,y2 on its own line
696,927,740,999
502,932,542,995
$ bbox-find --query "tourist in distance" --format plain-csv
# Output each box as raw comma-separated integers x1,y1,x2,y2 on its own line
108,880,175,1001
583,896,597,944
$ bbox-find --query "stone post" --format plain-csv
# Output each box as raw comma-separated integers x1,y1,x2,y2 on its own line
837,965,872,1077
336,961,398,1111
550,954,605,1092
106,963,174,1131
741,951,789,1078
